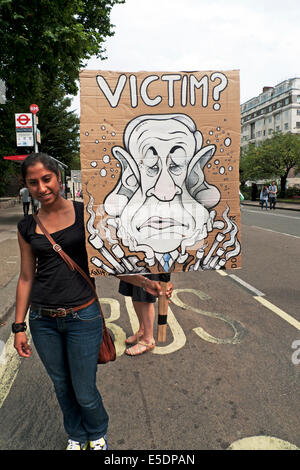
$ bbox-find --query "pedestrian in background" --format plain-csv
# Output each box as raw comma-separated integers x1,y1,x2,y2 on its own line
19,186,31,216
260,185,269,210
31,197,39,214
268,181,277,210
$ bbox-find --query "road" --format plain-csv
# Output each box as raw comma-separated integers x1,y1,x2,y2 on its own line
0,202,300,451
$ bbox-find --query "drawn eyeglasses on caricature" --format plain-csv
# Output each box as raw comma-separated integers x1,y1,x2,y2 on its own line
86,113,240,274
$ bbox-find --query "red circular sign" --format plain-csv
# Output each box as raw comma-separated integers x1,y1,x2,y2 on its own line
17,114,31,126
30,104,39,114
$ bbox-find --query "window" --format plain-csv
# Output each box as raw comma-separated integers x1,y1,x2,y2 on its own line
297,96,300,103
297,110,300,115
269,116,272,123
275,125,281,131
250,123,255,139
268,129,273,135
284,123,289,130
275,113,281,121
296,122,300,128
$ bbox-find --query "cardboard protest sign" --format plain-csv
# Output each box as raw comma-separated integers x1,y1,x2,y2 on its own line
80,70,241,277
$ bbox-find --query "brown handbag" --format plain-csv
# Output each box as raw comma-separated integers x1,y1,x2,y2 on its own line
33,214,116,364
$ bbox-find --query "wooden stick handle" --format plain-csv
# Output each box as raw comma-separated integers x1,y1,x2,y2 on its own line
157,281,169,342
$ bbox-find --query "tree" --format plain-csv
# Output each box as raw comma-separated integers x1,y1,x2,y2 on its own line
0,0,124,195
0,0,125,98
240,132,300,197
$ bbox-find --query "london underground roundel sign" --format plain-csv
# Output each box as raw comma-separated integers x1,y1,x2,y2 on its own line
15,113,33,128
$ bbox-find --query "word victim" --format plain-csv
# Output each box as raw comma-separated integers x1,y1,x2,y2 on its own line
96,72,228,110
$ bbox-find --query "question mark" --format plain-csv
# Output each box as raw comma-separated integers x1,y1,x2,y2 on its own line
211,72,228,110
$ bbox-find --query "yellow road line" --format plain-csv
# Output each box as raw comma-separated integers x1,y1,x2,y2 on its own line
0,328,32,409
254,296,300,331
216,269,228,276
217,271,300,331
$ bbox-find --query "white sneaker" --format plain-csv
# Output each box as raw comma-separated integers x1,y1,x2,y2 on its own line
89,435,109,450
66,439,88,450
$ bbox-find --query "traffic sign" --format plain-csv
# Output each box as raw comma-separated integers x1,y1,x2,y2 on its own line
15,113,33,129
16,132,34,147
30,104,39,114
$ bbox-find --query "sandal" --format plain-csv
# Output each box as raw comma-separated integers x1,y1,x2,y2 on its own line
125,340,155,356
125,331,143,345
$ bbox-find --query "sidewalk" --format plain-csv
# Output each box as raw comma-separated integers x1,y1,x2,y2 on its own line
241,199,300,212
0,197,19,210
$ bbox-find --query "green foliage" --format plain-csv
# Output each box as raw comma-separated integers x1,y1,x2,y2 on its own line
0,0,124,195
0,0,124,96
240,132,300,196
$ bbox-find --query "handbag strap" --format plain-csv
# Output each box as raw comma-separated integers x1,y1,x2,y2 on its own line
33,213,101,310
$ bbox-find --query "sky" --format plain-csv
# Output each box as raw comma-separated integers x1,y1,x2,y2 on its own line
70,0,300,114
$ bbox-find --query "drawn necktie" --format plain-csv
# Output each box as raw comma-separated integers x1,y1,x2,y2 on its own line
163,253,171,272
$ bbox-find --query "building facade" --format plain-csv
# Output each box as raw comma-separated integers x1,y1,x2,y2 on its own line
240,77,300,187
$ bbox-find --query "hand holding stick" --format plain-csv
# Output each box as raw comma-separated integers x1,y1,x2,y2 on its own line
157,281,173,342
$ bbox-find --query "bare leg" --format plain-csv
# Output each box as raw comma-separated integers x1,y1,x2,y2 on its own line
125,301,155,355
133,301,155,344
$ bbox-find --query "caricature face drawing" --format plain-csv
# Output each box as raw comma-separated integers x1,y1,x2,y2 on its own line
103,114,221,254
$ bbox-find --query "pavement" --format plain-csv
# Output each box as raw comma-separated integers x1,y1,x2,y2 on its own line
241,199,300,212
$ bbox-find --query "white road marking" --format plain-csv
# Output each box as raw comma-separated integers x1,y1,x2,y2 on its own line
251,225,300,240
217,271,265,296
229,274,265,296
254,296,300,331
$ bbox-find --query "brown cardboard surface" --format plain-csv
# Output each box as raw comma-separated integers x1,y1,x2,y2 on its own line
80,70,241,276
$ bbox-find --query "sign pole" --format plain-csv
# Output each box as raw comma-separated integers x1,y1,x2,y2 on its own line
157,281,170,342
30,104,39,152
32,114,38,152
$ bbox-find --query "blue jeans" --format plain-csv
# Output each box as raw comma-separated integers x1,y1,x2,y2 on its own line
260,199,268,209
29,300,109,442
269,197,276,209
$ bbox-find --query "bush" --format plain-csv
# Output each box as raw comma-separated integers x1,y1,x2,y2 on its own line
285,187,300,198
240,186,252,200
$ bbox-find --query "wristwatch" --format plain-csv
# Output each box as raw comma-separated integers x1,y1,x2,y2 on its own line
12,322,27,333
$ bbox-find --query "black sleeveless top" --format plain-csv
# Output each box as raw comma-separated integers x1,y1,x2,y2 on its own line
18,201,95,308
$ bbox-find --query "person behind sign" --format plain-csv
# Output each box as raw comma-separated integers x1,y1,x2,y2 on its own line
119,273,172,356
13,152,168,450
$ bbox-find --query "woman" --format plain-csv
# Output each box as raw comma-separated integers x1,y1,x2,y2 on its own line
259,185,269,210
13,152,169,450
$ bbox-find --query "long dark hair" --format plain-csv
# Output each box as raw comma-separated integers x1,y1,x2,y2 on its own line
21,153,60,181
